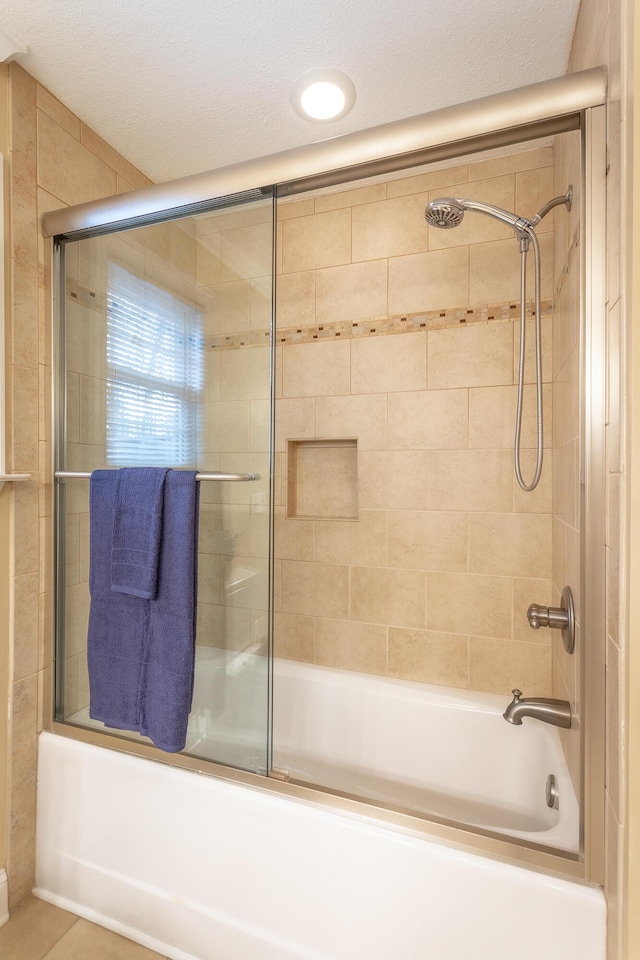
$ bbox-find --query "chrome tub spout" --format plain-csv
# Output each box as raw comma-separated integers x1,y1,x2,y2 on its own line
503,689,572,728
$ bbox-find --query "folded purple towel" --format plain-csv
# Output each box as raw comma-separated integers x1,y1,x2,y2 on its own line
88,469,199,752
111,467,168,599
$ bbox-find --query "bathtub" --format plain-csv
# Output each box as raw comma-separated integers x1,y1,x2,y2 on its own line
68,649,579,851
38,650,604,960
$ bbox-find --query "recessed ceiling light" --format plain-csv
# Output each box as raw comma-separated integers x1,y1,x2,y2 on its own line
290,69,356,123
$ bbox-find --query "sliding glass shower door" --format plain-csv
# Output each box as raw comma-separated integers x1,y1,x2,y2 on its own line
54,190,275,774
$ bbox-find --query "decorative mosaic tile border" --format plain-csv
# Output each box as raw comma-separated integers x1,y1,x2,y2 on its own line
208,298,553,351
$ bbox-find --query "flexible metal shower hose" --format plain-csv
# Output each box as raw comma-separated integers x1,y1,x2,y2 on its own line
514,226,543,491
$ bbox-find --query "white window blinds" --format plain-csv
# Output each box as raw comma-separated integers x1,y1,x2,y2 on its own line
106,263,204,467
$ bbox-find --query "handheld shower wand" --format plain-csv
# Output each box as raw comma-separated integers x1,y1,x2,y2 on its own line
424,188,572,492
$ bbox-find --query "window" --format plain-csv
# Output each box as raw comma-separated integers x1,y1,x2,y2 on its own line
106,263,203,467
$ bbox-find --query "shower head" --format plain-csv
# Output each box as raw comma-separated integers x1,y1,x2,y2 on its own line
423,198,465,229
425,197,529,232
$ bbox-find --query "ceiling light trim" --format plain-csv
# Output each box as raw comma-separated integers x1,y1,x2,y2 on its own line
290,69,356,123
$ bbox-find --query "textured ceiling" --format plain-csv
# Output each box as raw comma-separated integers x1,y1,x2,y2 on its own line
0,0,580,184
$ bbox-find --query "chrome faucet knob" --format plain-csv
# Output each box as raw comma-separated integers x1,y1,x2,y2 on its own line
511,689,522,701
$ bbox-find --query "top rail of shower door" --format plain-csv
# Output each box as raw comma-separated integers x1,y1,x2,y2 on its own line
54,470,260,482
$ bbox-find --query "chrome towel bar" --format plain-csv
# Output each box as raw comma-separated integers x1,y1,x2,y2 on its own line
54,470,260,482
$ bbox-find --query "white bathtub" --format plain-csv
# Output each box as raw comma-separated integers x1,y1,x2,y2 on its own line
36,730,604,960
69,649,579,852
39,651,604,960
271,659,580,852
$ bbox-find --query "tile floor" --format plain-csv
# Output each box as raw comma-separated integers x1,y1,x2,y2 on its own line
0,895,169,959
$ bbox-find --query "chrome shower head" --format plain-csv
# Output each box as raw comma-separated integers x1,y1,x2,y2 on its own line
424,198,465,229
425,197,529,233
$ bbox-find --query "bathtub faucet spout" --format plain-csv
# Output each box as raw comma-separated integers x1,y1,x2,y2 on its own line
503,689,572,728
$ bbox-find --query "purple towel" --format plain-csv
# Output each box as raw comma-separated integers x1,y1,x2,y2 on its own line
111,467,168,599
88,469,200,752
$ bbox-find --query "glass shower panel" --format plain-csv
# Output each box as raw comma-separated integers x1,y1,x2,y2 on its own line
55,191,274,775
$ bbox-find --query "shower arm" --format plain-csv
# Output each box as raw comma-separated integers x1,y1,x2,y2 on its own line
529,186,573,227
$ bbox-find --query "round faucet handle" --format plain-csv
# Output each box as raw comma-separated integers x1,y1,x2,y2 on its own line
511,689,522,700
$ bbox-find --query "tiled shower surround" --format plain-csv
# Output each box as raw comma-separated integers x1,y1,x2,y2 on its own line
274,147,558,697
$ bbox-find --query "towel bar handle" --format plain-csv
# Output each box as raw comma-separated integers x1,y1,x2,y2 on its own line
54,470,260,482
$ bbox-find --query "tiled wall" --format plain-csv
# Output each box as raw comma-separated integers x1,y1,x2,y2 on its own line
273,149,559,697
7,62,150,908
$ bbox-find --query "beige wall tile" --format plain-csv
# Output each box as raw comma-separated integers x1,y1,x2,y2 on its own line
469,383,552,450
11,366,39,472
352,193,429,261
387,510,468,573
387,163,468,199
315,619,387,675
282,208,351,273
250,276,272,331
282,340,350,398
217,344,270,401
37,112,117,206
207,280,251,336
12,574,39,681
203,400,249,453
468,147,552,181
316,259,387,326
469,513,552,579
65,301,106,380
388,388,468,450
274,507,314,561
351,331,426,394
276,197,315,220
427,450,513,511
315,393,387,450
78,376,106,446
350,566,426,629
388,247,469,315
64,583,90,658
220,221,272,282
9,777,36,909
276,271,316,328
469,637,551,697
314,183,386,213
514,314,553,384
195,233,221,286
11,260,39,368
197,552,220,605
80,123,146,189
281,560,349,619
389,627,469,687
10,64,37,165
314,510,386,566
275,397,315,451
428,175,516,250
512,448,553,514
171,224,197,281
469,232,554,304
11,154,38,265
428,322,513,389
198,502,250,557
10,677,38,788
274,612,315,662
516,166,555,230
427,572,512,638
37,84,80,139
358,451,428,511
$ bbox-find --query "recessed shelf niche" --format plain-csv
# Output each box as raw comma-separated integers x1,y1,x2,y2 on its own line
286,439,358,520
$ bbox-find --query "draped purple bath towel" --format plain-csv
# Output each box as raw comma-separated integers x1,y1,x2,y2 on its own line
88,469,200,753
111,467,168,599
